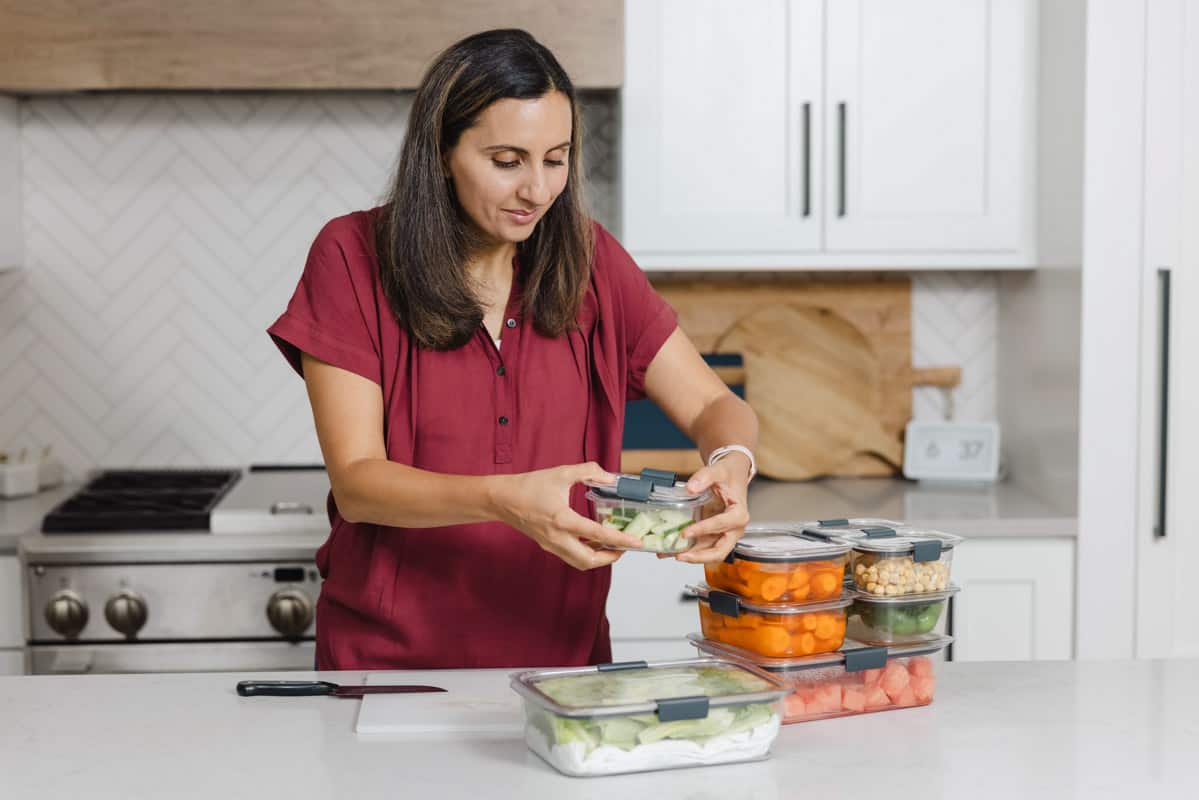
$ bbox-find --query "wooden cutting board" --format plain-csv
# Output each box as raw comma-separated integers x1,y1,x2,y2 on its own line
716,304,904,480
624,277,960,479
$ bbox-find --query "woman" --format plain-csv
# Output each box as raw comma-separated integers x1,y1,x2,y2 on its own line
268,29,758,670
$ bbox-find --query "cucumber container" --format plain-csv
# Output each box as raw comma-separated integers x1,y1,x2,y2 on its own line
509,657,791,776
585,469,711,554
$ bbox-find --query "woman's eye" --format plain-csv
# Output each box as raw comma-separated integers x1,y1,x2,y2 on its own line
493,159,520,169
545,159,566,167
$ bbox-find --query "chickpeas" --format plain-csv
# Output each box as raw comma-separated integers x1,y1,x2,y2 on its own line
852,553,950,596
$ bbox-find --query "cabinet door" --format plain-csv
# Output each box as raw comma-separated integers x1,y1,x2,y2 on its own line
0,555,22,649
949,539,1074,661
824,0,1032,253
622,0,823,255
606,552,705,641
1136,0,1199,659
0,97,20,271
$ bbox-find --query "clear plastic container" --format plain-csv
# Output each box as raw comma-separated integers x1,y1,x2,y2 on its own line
804,520,963,596
704,526,850,604
585,470,712,554
846,586,960,644
687,633,952,724
509,657,791,777
686,584,851,658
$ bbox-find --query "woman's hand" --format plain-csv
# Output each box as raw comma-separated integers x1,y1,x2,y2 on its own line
490,462,643,571
670,453,752,564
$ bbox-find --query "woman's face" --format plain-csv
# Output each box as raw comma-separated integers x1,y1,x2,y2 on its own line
446,91,573,246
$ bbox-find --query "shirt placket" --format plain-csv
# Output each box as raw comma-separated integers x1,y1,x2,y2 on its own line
492,312,519,465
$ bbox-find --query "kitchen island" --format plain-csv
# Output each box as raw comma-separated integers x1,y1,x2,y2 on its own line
1,659,1195,799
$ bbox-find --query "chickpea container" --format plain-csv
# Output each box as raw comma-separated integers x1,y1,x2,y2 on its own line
687,633,952,725
686,584,851,658
804,520,962,597
704,525,851,604
846,586,960,645
585,469,711,554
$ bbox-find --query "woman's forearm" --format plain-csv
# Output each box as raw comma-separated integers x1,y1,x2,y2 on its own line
689,393,759,468
332,458,505,528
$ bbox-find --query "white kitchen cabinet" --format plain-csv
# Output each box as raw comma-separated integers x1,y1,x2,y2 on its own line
1077,0,1199,660
1,554,24,673
0,96,21,271
606,551,705,643
622,0,1036,269
948,538,1074,662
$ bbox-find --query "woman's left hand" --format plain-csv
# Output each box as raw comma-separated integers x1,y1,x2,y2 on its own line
668,453,752,564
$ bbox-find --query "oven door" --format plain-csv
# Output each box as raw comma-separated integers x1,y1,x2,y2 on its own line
28,640,315,675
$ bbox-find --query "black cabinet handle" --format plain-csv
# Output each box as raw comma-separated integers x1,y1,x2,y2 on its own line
802,102,812,218
1155,267,1172,538
837,102,847,217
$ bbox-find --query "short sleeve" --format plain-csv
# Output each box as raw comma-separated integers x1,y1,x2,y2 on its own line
593,224,679,401
267,213,383,385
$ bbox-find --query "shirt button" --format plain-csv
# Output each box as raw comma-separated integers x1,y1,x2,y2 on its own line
498,415,509,426
505,318,517,329
496,365,506,376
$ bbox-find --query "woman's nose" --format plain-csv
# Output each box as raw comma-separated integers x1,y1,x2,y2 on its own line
519,167,552,206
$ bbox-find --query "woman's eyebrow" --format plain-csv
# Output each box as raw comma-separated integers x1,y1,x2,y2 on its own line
483,142,572,155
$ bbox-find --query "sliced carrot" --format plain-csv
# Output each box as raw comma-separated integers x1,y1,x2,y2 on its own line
759,573,788,601
814,616,837,640
753,625,792,656
800,613,819,632
787,566,811,590
811,571,841,599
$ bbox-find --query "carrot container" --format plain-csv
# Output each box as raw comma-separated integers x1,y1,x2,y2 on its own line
704,527,851,604
686,584,851,658
687,633,952,724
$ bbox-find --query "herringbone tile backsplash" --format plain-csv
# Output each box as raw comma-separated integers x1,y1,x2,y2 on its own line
0,93,995,478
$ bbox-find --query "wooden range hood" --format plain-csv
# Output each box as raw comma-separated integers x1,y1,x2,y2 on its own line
0,0,623,92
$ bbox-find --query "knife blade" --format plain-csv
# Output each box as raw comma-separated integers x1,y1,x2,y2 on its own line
236,680,446,698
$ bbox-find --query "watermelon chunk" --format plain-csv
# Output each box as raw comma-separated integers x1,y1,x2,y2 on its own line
841,687,867,712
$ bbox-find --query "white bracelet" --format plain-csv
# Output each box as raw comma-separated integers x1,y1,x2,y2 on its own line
707,445,757,482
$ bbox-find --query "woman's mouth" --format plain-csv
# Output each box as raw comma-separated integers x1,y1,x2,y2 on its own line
503,208,537,225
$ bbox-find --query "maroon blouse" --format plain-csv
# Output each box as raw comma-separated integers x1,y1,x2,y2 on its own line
267,209,677,669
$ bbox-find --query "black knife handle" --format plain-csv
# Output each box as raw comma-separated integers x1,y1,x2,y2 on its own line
236,680,338,697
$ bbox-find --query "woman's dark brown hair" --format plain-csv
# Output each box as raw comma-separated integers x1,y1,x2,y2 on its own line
376,28,594,350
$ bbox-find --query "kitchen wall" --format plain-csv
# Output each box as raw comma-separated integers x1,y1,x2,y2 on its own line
0,92,996,476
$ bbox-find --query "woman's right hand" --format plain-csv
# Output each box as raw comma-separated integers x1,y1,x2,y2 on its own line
490,462,643,570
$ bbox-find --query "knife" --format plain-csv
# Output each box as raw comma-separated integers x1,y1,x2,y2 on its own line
236,680,446,697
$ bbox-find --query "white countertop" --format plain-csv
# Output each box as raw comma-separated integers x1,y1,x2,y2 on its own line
2,476,1075,556
0,659,1193,798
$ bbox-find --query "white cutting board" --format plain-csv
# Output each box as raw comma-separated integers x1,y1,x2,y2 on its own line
354,669,525,737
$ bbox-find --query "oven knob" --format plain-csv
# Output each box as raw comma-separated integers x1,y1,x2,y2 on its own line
105,590,148,639
267,589,313,637
45,590,89,640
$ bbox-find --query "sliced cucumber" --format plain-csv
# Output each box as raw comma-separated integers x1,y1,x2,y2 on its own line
655,509,693,528
641,533,665,551
622,512,656,539
662,531,681,551
601,517,626,530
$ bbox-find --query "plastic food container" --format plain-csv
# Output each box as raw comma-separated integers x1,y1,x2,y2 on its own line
704,527,850,604
687,633,952,724
585,469,711,554
509,657,791,777
846,586,959,644
804,520,962,597
687,584,851,658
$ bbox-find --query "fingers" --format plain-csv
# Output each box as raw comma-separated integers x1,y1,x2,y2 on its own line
555,508,643,550
570,460,617,486
544,533,624,571
685,465,716,494
683,503,749,540
676,529,741,564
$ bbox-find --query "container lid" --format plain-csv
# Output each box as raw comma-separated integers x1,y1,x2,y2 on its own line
801,518,908,537
584,470,712,508
509,657,791,722
804,520,962,561
850,584,961,604
687,632,953,674
685,584,853,617
727,525,851,564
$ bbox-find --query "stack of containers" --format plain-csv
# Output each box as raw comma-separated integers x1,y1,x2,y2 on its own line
685,521,961,725
802,519,962,646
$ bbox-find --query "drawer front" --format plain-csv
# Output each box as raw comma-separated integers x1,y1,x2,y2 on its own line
606,554,705,639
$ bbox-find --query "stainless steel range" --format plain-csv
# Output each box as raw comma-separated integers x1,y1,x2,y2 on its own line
20,466,331,675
